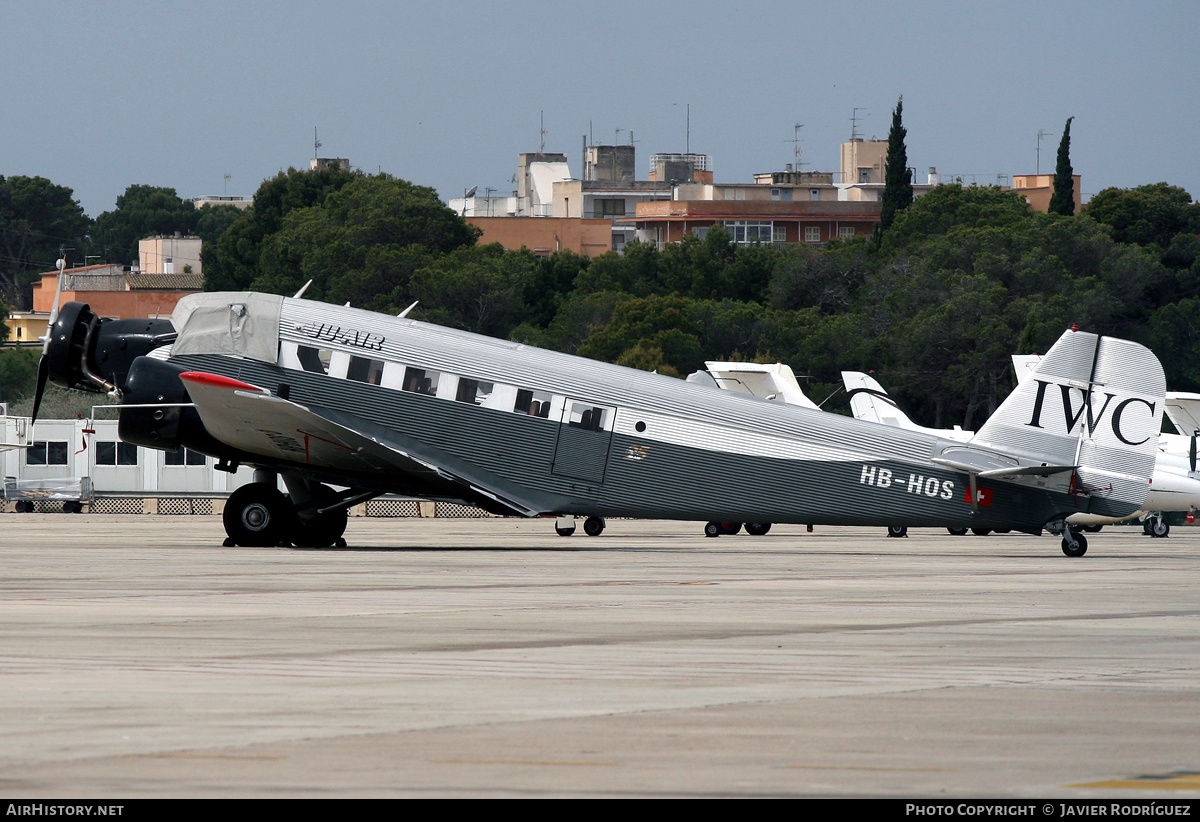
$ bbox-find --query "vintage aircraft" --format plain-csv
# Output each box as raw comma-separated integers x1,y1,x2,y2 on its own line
842,367,1200,538
33,291,1165,556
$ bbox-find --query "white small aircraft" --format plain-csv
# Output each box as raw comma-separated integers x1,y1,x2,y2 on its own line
842,365,1200,538
33,291,1166,556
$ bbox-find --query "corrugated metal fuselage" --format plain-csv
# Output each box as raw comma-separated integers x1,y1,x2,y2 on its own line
165,298,1118,533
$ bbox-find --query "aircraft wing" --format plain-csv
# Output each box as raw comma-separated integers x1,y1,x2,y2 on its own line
178,371,548,517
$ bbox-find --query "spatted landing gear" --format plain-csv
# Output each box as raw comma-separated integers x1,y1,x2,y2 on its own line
223,482,293,547
554,515,576,537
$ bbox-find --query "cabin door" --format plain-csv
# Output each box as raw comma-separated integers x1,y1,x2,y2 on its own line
551,401,615,485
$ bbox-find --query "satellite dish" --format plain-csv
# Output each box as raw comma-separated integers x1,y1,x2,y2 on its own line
464,186,477,198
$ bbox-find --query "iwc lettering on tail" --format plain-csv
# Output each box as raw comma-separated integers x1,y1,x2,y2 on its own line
296,322,386,351
1025,380,1157,445
860,465,954,499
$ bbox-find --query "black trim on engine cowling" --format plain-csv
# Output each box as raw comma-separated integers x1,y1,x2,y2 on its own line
118,357,242,461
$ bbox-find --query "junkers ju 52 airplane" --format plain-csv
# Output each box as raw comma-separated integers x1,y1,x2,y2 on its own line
33,290,1166,556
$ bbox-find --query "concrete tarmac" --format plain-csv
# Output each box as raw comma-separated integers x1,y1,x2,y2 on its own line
0,514,1198,798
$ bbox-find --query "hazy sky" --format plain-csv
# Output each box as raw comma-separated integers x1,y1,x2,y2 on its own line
3,0,1196,218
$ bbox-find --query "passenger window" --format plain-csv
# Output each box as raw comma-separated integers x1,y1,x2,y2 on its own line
348,356,386,385
515,388,553,417
297,345,331,375
567,403,606,431
456,378,494,405
403,367,440,396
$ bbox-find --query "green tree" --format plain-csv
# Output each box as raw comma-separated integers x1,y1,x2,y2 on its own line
91,185,200,266
876,95,913,241
1083,183,1200,249
251,174,480,305
206,165,358,291
0,176,92,309
1049,116,1076,216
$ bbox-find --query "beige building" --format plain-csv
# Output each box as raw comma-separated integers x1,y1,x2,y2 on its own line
1011,173,1083,214
138,235,202,276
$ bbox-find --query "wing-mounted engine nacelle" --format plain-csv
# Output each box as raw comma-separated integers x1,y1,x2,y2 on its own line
118,357,230,458
46,301,176,395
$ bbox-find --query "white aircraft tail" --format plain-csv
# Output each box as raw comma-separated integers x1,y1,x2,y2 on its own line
842,371,973,441
974,330,1165,512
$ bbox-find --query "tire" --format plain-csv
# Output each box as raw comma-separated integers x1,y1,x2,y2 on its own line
744,522,772,536
1062,532,1088,557
887,525,908,538
971,528,992,536
1082,524,1103,533
583,516,605,537
704,521,722,538
223,483,292,547
946,527,968,536
288,484,348,548
1149,517,1170,538
720,522,742,535
555,525,576,537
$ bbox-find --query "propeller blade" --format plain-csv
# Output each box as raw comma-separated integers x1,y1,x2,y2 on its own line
1190,432,1197,474
30,355,49,424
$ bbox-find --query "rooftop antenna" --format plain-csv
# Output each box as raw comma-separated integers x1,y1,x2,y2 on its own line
314,127,322,159
850,108,868,141
786,123,806,170
223,173,231,195
1036,129,1051,174
686,103,690,155
539,111,547,154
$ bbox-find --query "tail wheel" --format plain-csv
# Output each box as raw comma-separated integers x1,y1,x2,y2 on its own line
223,483,293,547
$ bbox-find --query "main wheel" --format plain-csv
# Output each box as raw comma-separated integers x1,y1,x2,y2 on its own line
887,525,908,538
1062,532,1088,557
583,516,605,536
555,524,576,537
704,521,722,538
288,484,348,548
224,483,292,547
744,522,772,536
947,527,968,536
971,528,992,536
720,522,742,535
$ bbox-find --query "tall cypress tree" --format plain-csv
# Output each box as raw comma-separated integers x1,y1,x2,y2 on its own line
877,96,913,242
1049,116,1076,216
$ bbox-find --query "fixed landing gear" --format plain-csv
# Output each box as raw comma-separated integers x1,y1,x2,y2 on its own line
704,521,743,537
222,480,350,548
946,527,968,536
1143,515,1169,538
223,482,292,547
553,515,605,536
744,522,772,536
887,525,908,538
1061,531,1088,557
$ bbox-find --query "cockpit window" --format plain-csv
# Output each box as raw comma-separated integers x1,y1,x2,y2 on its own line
296,345,331,374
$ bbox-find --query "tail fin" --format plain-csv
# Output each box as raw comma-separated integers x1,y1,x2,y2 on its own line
973,329,1165,515
842,371,973,441
841,371,918,429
